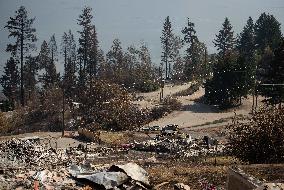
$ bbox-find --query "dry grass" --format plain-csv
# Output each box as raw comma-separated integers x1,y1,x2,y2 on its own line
143,156,239,190
240,164,284,183
99,131,150,146
147,162,227,189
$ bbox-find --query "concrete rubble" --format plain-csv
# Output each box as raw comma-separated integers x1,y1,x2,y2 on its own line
0,137,151,189
174,183,191,190
131,133,225,158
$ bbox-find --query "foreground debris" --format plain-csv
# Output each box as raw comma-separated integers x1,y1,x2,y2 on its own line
0,132,226,189
1,132,282,190
0,137,151,189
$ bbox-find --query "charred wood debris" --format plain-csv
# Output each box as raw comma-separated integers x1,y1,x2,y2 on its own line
0,128,226,189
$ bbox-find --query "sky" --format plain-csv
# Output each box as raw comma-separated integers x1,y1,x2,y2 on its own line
0,0,284,74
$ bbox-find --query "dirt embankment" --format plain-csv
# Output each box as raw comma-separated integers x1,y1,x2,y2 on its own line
138,82,263,134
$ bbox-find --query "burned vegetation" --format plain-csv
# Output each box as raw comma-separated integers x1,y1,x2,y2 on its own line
0,3,284,190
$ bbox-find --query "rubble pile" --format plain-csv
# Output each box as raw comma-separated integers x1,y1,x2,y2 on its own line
69,162,150,189
0,137,74,170
133,134,226,158
0,137,44,165
0,137,152,189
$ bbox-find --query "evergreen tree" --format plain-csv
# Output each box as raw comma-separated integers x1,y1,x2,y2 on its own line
23,55,38,100
237,17,255,57
172,56,185,81
182,19,208,81
161,16,174,79
97,49,109,79
236,17,257,97
0,58,20,104
77,54,87,91
257,47,274,82
135,43,158,91
5,6,37,106
195,42,209,81
77,6,93,82
88,25,99,79
182,19,198,55
48,34,58,66
213,17,235,59
61,30,77,99
260,40,284,105
106,39,124,82
38,41,50,70
171,35,183,79
255,13,282,53
205,52,240,107
205,18,240,108
38,40,59,88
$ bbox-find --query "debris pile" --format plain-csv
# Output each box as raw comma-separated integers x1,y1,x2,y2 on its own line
132,134,226,158
0,137,152,189
69,162,150,189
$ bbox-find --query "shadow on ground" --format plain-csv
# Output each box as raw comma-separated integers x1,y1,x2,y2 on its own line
181,102,219,113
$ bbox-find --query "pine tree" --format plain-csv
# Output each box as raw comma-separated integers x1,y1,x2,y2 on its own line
237,17,255,57
213,17,235,59
88,25,99,79
49,34,58,66
23,55,38,100
255,13,282,53
61,30,77,99
205,18,240,108
205,52,240,107
257,47,274,82
260,40,284,105
161,16,174,79
135,43,157,91
106,39,124,82
171,35,183,79
97,49,109,79
38,40,59,88
182,19,207,81
5,6,37,106
77,6,93,83
0,58,20,104
237,17,257,99
38,40,50,70
182,19,197,55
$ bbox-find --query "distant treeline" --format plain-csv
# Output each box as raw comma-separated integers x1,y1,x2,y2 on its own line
0,6,283,132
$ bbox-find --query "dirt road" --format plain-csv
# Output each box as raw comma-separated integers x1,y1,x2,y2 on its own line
133,82,194,109
147,85,257,130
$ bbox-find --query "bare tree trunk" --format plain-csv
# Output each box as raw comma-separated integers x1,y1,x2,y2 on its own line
169,62,171,79
165,58,168,80
20,27,25,106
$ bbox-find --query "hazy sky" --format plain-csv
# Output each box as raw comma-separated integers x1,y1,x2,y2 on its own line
0,0,284,74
